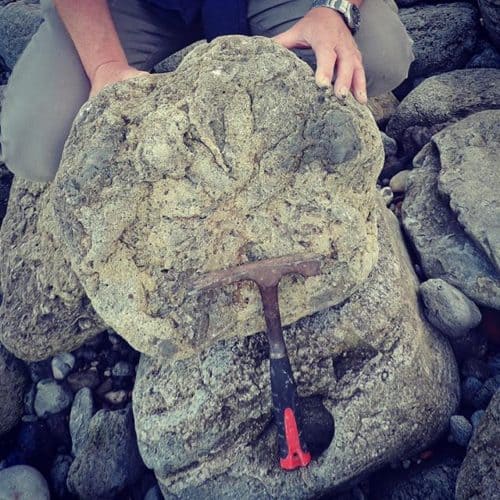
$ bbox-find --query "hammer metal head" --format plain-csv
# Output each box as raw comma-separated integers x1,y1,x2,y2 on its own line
187,253,323,293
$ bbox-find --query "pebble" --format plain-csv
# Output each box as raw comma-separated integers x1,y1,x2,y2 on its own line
449,415,473,447
70,388,95,456
461,376,483,406
112,361,134,378
420,279,482,338
472,376,500,409
470,410,485,430
51,352,76,380
104,390,129,405
144,484,163,500
0,465,50,500
34,379,74,418
380,186,394,206
380,131,398,157
66,369,100,392
389,169,411,193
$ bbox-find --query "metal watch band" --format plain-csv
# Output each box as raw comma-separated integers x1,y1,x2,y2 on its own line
311,0,361,34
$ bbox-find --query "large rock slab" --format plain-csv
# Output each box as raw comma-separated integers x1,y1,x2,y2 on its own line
52,36,384,360
455,389,500,500
478,0,500,50
433,110,500,271
0,343,28,435
0,178,105,361
0,0,42,70
399,3,479,79
386,69,500,146
402,142,500,309
133,205,459,499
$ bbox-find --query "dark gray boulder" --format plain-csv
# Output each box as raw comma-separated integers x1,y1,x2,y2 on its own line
399,3,479,79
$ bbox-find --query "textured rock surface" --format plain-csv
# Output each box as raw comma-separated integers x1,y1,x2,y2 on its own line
0,343,28,435
370,455,462,500
402,142,500,309
67,405,146,499
420,279,482,339
478,0,500,50
455,389,500,500
433,110,500,271
0,0,42,70
0,465,50,499
0,178,106,360
399,3,479,79
53,36,384,360
386,69,500,143
133,205,459,499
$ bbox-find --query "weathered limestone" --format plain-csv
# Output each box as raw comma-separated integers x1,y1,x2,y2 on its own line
52,36,384,360
133,205,459,499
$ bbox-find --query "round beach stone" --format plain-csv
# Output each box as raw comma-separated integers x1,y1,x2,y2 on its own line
420,279,482,338
34,379,73,417
0,465,50,500
52,36,384,360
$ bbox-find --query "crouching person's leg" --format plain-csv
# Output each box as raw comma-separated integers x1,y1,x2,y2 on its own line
0,0,90,183
248,0,415,97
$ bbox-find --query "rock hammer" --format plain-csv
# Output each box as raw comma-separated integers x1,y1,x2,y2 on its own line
188,253,322,470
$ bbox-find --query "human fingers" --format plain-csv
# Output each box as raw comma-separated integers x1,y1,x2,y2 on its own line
312,40,337,88
332,53,354,99
351,65,367,104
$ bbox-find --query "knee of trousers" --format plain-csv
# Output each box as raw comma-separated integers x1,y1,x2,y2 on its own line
363,29,415,97
0,106,60,183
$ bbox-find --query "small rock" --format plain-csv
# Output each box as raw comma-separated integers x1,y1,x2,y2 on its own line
0,465,50,500
112,361,134,378
69,388,95,456
66,369,100,392
96,378,113,398
103,369,111,377
104,390,129,405
389,170,410,193
144,484,163,500
381,131,398,157
462,376,483,406
420,279,482,338
472,376,500,409
450,415,473,447
28,360,52,384
49,454,73,500
34,379,73,417
67,405,146,499
380,186,394,206
51,352,75,380
470,410,485,430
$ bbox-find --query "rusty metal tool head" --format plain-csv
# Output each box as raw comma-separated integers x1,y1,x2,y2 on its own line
188,252,323,471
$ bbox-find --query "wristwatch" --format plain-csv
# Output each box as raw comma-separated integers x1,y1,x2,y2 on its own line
311,0,361,35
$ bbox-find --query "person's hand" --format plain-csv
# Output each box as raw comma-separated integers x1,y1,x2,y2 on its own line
89,61,149,98
273,7,367,104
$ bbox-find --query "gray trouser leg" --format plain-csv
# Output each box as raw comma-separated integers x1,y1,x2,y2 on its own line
248,0,415,96
0,0,200,182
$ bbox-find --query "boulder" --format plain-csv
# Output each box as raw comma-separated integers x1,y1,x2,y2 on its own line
0,0,42,71
66,405,146,499
433,110,500,271
133,205,459,499
0,343,28,435
478,0,500,50
399,3,479,79
402,142,500,309
0,178,106,360
52,36,384,360
386,69,500,147
455,389,500,500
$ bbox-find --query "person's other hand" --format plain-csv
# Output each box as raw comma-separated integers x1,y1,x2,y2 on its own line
273,7,367,104
90,61,149,98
